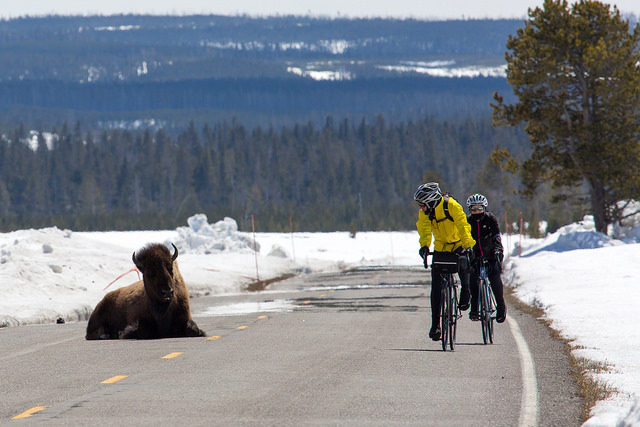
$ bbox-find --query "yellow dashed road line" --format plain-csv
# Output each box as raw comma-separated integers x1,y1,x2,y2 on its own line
161,352,184,359
101,375,129,384
12,406,50,420
207,315,267,340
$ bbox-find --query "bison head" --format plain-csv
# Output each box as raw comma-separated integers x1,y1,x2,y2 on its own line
132,243,179,305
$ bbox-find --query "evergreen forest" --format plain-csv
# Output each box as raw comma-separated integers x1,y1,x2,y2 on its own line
0,117,554,233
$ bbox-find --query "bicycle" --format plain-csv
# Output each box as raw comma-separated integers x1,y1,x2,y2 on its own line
474,256,497,344
430,251,468,351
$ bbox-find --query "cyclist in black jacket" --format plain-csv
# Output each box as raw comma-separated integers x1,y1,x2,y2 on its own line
466,194,507,323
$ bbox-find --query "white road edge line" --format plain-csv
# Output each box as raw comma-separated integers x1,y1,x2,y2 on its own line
507,315,539,427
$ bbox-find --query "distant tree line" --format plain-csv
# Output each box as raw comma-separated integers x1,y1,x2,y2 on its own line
0,116,567,233
0,76,512,132
0,77,508,113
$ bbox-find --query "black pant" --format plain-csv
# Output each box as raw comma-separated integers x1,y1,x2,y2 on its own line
469,258,505,313
430,264,469,326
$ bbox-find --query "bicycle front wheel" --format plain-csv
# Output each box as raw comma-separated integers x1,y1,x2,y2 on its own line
449,280,458,351
441,283,449,351
480,278,494,344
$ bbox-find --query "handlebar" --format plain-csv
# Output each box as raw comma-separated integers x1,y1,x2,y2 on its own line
421,249,475,260
423,249,474,273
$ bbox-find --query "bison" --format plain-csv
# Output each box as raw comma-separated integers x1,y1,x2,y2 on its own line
86,243,205,340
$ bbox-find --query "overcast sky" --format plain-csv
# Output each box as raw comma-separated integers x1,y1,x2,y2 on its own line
2,0,640,20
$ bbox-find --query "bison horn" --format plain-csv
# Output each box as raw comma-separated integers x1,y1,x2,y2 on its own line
171,243,178,261
132,251,138,266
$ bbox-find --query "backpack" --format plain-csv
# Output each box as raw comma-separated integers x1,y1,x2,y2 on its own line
428,193,454,223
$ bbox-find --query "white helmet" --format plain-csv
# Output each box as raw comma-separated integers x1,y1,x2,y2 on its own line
466,193,488,208
414,182,442,209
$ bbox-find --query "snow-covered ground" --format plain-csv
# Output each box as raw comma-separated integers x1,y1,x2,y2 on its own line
1,212,639,426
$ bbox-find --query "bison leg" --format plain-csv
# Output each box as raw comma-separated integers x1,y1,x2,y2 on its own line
86,296,123,340
86,306,115,340
121,319,159,339
86,328,116,340
120,321,142,339
85,323,101,340
86,326,106,340
184,320,206,337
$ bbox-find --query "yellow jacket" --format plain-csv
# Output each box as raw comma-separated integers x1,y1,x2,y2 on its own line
416,196,475,252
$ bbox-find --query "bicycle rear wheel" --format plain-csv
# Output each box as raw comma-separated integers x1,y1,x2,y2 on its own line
487,285,496,344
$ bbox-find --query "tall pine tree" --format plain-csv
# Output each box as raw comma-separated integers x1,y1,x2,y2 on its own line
492,0,640,233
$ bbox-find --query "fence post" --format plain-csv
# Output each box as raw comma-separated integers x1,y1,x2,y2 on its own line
505,211,510,260
519,211,523,257
251,215,260,282
289,215,296,262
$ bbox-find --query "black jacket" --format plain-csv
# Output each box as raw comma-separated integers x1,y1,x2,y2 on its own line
467,211,504,259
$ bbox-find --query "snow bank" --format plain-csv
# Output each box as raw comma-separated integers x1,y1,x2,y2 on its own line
0,227,133,327
517,215,623,257
170,214,258,254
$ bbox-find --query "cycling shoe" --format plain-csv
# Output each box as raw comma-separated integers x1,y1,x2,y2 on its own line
429,325,441,341
496,305,507,323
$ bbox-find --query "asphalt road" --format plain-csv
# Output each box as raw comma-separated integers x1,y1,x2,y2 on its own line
0,267,581,426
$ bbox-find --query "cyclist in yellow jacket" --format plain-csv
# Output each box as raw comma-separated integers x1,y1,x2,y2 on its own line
414,182,476,341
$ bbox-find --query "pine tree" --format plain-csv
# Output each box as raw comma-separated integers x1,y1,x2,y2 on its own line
492,0,640,233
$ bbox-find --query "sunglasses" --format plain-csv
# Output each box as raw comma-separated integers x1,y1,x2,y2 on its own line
469,206,484,212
